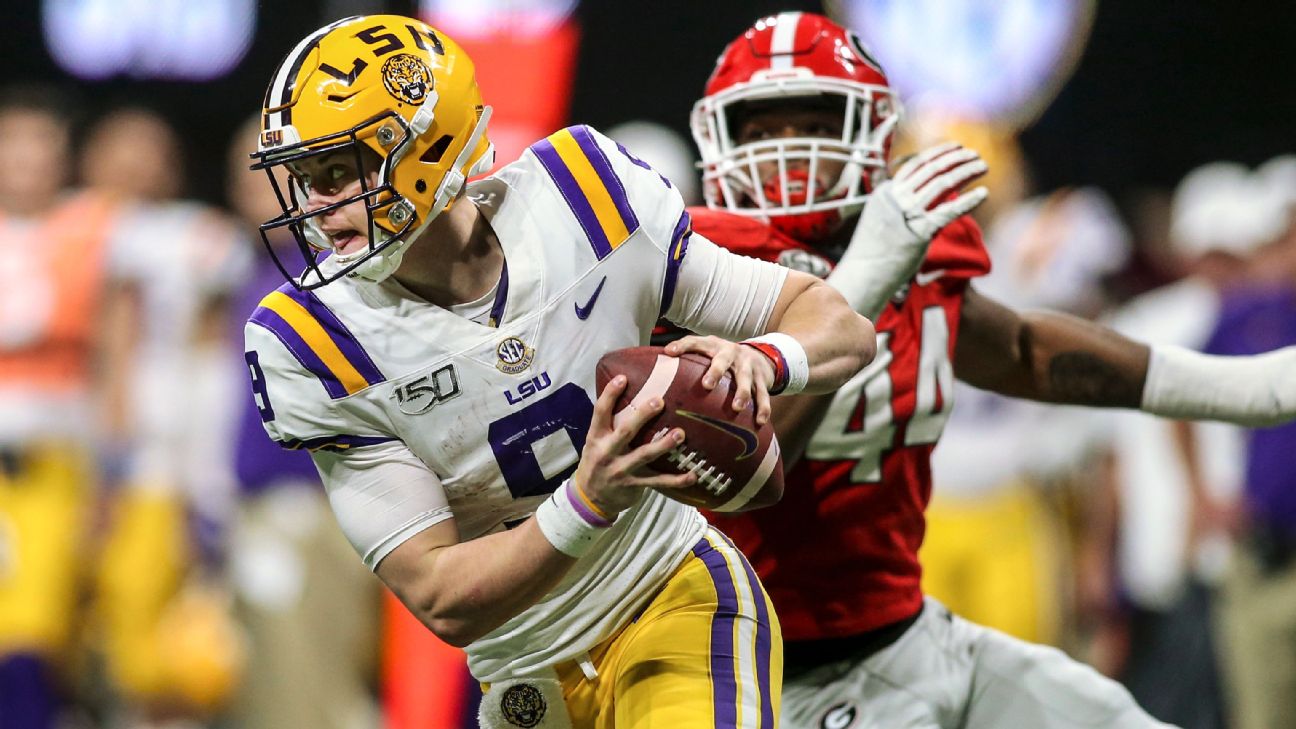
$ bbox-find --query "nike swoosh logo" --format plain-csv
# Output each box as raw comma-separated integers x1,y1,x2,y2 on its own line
914,269,947,286
574,276,607,320
677,410,759,460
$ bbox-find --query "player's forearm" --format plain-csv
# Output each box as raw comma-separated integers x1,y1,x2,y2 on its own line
959,290,1296,426
769,277,876,393
382,519,574,648
1015,310,1149,406
955,290,1148,407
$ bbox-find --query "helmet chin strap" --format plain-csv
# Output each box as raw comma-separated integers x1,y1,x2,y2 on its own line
349,105,495,284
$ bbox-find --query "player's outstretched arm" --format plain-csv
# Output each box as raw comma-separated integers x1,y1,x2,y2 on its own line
954,286,1296,427
375,376,693,648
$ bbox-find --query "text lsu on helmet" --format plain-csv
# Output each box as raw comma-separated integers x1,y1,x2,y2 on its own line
691,11,900,242
252,15,494,289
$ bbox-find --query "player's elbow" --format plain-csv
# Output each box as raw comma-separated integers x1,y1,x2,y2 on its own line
416,597,485,647
827,310,877,388
425,616,479,648
396,581,485,648
849,313,878,369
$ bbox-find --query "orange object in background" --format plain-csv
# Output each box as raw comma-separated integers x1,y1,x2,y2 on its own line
421,10,581,172
0,192,115,398
381,591,477,729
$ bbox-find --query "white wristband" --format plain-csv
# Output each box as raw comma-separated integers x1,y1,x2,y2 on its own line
1141,344,1296,427
533,479,614,558
742,332,810,395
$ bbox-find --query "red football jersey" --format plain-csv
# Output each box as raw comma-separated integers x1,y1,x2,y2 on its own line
689,206,991,640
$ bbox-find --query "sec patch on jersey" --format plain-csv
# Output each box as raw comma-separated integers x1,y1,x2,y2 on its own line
595,346,783,512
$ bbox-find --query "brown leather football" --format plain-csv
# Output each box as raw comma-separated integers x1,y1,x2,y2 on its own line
595,346,783,512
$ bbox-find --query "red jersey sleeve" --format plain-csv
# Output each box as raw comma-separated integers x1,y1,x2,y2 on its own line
920,214,991,281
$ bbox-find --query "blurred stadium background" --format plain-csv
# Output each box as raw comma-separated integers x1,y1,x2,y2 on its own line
1,1,1294,728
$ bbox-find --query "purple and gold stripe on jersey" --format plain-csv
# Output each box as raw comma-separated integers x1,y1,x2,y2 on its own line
531,125,640,260
660,209,693,316
249,284,385,399
278,433,397,453
693,528,778,729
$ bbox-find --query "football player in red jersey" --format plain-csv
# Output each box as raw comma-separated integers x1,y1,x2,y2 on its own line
668,12,1296,729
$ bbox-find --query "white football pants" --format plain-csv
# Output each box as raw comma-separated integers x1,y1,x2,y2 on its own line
782,598,1176,729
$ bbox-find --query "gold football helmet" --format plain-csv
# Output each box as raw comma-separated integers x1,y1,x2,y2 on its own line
252,15,494,288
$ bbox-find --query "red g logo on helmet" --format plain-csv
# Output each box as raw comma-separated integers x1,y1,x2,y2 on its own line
845,30,885,75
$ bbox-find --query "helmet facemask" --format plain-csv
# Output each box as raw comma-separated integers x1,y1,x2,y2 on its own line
691,73,900,242
253,113,415,290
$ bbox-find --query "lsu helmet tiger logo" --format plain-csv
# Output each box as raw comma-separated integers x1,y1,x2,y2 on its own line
382,53,433,105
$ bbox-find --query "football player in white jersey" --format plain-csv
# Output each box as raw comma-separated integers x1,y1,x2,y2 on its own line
240,15,985,728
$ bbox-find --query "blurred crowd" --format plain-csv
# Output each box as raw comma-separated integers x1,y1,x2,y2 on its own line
0,87,480,729
0,70,1294,729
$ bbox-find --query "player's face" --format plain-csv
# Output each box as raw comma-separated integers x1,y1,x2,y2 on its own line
0,109,70,212
735,107,846,202
290,148,380,255
81,112,181,202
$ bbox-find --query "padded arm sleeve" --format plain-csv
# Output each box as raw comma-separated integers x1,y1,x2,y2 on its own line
312,440,454,571
665,232,789,341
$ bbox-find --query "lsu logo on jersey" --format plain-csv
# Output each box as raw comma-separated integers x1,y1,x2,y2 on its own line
504,372,552,405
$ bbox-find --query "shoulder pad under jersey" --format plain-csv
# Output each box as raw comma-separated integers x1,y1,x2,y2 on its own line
525,124,690,263
689,206,833,277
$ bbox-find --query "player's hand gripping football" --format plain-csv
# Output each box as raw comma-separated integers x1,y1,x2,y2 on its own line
663,335,777,424
828,142,989,319
571,375,698,517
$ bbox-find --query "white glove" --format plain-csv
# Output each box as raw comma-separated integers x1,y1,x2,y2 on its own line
1142,344,1296,427
827,142,988,320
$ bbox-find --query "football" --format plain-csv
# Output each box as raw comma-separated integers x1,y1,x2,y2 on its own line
594,346,783,512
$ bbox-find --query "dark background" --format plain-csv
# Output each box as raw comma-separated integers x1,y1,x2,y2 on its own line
2,0,1293,203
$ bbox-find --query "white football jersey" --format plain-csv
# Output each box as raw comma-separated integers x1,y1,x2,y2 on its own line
243,125,787,681
108,201,251,491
